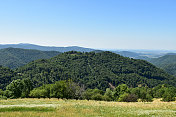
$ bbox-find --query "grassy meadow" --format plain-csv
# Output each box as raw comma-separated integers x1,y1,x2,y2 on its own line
0,98,175,117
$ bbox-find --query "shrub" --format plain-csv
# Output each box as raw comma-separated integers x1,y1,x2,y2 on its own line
104,88,113,101
125,94,138,102
83,88,103,100
118,93,129,102
29,89,47,98
103,95,113,101
162,92,175,102
91,93,103,101
118,93,138,102
0,95,7,100
145,94,153,102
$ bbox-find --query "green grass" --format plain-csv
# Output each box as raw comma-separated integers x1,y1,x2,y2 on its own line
0,107,55,112
0,98,175,117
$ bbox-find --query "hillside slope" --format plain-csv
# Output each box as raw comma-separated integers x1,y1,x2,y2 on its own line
148,55,176,76
0,48,61,69
149,55,176,67
16,51,176,90
0,66,16,89
162,63,176,76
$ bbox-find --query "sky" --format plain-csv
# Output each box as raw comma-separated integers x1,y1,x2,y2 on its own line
0,0,176,50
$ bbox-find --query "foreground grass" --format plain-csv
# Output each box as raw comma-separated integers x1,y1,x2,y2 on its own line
0,98,175,117
0,107,55,112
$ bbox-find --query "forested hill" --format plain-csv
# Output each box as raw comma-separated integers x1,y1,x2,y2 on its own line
16,51,176,90
148,55,176,67
0,48,61,69
148,55,176,77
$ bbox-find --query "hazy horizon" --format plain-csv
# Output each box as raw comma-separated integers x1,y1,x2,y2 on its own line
0,0,176,50
0,43,176,53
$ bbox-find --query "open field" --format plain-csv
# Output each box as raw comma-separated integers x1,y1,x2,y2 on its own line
0,98,176,117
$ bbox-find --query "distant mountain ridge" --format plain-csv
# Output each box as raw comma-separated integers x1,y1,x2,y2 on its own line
112,51,149,60
0,43,96,52
0,43,173,59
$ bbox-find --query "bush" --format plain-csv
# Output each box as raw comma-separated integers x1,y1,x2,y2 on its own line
29,89,47,98
104,88,113,101
0,95,7,100
91,93,103,101
162,92,175,102
161,87,176,102
118,93,138,102
113,84,129,100
103,95,113,101
118,93,129,102
125,94,138,102
145,94,153,102
0,89,4,95
4,90,13,98
83,88,103,100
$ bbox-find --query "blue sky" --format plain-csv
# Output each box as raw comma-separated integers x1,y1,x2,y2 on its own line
0,0,176,50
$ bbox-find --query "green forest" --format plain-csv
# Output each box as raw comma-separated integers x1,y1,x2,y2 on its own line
16,51,176,90
0,48,61,69
149,54,176,77
0,51,176,102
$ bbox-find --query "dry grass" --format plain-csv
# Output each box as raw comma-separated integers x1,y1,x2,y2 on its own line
0,98,176,117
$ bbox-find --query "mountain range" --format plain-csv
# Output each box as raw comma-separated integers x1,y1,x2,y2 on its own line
0,43,172,59
0,43,96,52
112,51,149,60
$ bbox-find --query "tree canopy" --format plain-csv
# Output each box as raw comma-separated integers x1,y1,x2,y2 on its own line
15,51,176,90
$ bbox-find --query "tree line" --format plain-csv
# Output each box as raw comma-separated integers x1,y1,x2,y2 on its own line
0,79,175,102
